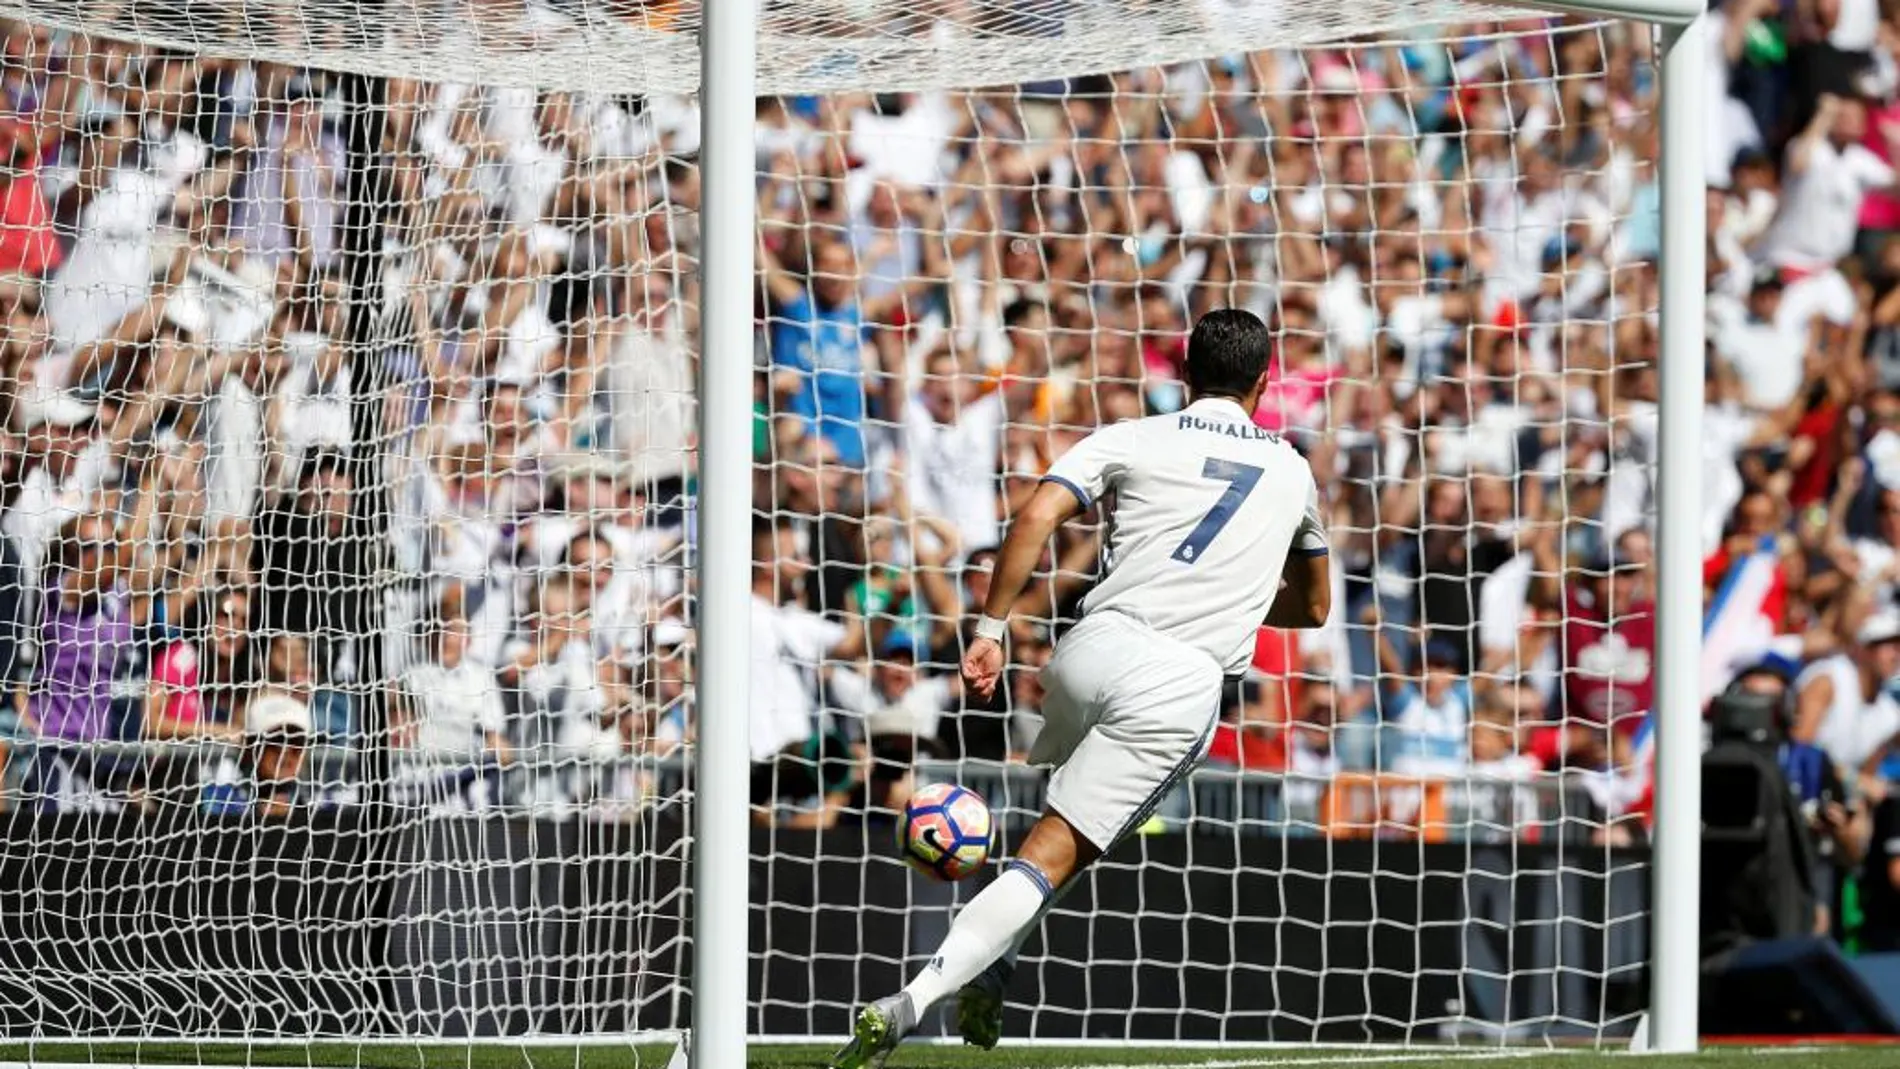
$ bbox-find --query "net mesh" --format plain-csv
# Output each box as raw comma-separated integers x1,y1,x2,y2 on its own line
0,1,1556,94
0,6,1665,1051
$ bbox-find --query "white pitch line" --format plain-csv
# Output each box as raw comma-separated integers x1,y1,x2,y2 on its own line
0,1063,193,1069
1048,1051,1555,1069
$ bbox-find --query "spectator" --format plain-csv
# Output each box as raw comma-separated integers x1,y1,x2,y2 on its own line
203,322,292,525
1850,481,1900,609
0,118,59,278
845,504,962,656
145,586,252,748
201,691,310,819
252,450,362,658
760,231,877,469
1534,538,1656,739
635,618,693,759
498,566,627,812
1206,676,1285,771
1757,94,1900,330
748,513,865,827
5,386,107,584
1466,688,1542,839
273,271,354,470
41,112,165,367
1282,675,1344,812
1794,610,1900,778
831,628,954,808
23,511,150,809
1708,268,1812,414
394,588,512,810
1368,620,1474,779
1864,785,1900,950
258,631,342,744
597,269,693,490
230,73,346,270
902,346,1010,551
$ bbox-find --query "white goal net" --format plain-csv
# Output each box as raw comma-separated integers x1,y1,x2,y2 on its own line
0,0,1667,1053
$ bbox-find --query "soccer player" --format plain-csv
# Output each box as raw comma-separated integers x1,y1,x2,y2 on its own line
832,309,1331,1067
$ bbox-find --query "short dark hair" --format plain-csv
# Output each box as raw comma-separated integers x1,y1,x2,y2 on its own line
561,525,614,567
298,450,349,487
1183,309,1272,400
1002,298,1045,328
752,512,794,548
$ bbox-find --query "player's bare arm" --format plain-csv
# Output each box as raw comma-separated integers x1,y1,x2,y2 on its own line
1263,548,1329,629
959,480,1085,700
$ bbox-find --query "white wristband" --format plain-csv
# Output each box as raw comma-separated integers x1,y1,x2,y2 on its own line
974,615,1008,643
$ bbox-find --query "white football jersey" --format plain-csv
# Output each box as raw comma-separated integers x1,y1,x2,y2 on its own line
1043,396,1329,675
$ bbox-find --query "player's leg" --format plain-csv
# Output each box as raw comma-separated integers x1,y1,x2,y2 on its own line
952,719,1212,1049
952,619,1220,1050
832,616,1216,1067
904,808,1099,1003
951,815,1092,1049
833,810,1097,1067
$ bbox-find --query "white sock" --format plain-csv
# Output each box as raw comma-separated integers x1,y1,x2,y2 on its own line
901,860,1054,1014
998,874,1077,972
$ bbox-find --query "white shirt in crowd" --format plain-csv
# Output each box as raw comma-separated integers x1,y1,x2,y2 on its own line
829,668,953,742
1478,550,1560,698
1703,10,1765,189
526,515,677,659
903,390,1004,552
1798,653,1900,773
1831,0,1882,52
401,658,507,763
43,168,171,378
602,323,695,484
513,637,613,761
3,434,111,583
277,333,353,476
230,122,349,268
1707,298,1810,412
1854,536,1900,609
1042,396,1329,675
749,595,844,762
204,374,266,524
1758,139,1894,272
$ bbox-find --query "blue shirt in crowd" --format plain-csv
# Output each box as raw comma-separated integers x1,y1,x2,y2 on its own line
770,289,869,467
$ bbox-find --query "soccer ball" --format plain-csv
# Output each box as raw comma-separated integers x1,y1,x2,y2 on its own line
899,783,993,881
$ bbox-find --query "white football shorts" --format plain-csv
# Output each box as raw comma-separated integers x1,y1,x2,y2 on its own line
1030,609,1224,851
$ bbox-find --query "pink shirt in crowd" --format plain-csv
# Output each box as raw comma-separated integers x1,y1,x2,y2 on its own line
1252,365,1342,434
151,641,204,726
1861,101,1900,231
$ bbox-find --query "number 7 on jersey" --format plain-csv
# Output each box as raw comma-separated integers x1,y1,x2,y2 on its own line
1171,458,1265,564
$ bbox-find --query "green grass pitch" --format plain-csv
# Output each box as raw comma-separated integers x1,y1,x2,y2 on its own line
1,1042,1898,1069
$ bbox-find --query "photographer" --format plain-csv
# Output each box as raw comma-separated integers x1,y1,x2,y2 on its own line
1735,660,1873,936
1864,789,1900,950
1704,665,1826,953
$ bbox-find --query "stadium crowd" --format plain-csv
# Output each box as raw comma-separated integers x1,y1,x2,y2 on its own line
0,0,1899,946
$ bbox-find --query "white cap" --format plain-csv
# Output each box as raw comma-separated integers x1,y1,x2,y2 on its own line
246,693,312,738
1858,611,1900,648
654,619,690,648
19,384,95,429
